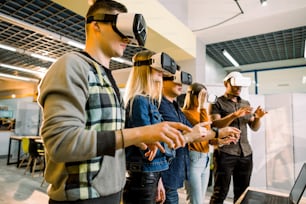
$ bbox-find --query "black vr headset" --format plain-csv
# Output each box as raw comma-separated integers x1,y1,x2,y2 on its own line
133,52,177,75
86,13,147,46
163,70,193,85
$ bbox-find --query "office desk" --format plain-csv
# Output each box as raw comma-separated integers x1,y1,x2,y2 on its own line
7,135,41,167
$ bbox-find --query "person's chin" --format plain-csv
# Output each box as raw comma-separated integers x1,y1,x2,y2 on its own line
114,51,124,58
176,90,182,96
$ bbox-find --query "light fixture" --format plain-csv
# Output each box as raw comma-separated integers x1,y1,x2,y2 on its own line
67,40,85,49
111,57,133,66
302,76,306,84
31,53,56,63
260,0,267,6
0,43,57,63
0,63,46,77
0,44,16,52
0,73,39,83
222,49,240,67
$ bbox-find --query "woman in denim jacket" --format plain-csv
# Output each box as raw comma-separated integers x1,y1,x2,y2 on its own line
123,50,174,204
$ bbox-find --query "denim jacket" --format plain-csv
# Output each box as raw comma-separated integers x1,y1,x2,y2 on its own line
159,96,192,189
125,95,171,173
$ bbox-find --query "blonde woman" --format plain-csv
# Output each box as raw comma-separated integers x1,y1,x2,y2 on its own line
123,50,172,204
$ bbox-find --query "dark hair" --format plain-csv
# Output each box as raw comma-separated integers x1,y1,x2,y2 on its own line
86,0,127,18
182,82,206,110
189,82,206,96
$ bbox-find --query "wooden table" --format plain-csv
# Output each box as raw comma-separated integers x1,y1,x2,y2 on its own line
7,135,41,167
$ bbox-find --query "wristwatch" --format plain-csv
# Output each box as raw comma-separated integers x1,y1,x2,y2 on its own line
212,127,219,138
253,113,259,119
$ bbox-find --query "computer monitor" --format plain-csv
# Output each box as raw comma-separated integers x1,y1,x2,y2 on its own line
289,163,306,204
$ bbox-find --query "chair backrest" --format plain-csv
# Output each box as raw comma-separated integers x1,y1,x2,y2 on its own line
21,138,30,154
28,139,40,157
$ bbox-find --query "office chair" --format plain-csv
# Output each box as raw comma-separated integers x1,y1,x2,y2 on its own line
18,137,30,168
24,139,45,177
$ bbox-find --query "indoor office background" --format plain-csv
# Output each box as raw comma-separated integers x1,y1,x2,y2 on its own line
0,0,306,203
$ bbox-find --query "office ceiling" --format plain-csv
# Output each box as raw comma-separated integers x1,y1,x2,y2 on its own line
188,0,306,68
206,25,306,68
0,0,306,86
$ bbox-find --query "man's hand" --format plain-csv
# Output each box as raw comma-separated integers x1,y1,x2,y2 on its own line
137,122,192,149
217,126,241,145
233,106,253,118
253,106,268,119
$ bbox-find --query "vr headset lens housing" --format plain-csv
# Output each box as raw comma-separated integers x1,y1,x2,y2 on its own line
116,13,146,46
86,13,147,46
133,52,177,75
164,70,192,85
179,71,192,85
229,77,251,87
151,53,177,75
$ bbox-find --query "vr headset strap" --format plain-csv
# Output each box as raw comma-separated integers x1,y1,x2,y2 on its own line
86,14,117,24
133,59,153,66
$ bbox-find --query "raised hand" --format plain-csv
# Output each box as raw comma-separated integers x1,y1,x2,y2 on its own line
253,106,268,119
233,106,253,118
198,89,207,109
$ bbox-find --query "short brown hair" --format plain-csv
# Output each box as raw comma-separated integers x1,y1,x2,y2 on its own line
86,0,127,18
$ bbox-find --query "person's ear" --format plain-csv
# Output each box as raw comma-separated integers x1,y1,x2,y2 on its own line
93,22,102,32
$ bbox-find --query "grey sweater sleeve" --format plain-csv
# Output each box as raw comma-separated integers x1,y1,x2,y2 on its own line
38,53,115,162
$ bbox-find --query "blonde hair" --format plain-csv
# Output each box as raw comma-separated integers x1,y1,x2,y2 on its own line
182,82,206,110
124,50,163,109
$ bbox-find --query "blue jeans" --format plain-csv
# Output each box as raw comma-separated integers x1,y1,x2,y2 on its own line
164,187,179,204
185,151,210,204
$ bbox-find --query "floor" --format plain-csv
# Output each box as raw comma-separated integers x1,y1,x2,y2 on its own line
0,157,233,204
0,157,48,204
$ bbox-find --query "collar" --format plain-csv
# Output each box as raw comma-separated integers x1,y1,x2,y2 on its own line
224,93,242,102
79,51,110,72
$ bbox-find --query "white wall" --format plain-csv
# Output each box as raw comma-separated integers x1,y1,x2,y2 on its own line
112,67,131,87
205,55,227,84
249,95,267,188
266,93,306,197
158,0,189,26
292,94,306,178
240,66,306,95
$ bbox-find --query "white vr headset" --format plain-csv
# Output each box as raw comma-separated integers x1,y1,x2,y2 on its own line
163,70,193,85
86,13,147,46
229,77,251,87
133,52,177,75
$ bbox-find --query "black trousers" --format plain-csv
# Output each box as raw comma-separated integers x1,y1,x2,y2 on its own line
123,171,161,204
49,191,121,204
210,151,253,204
